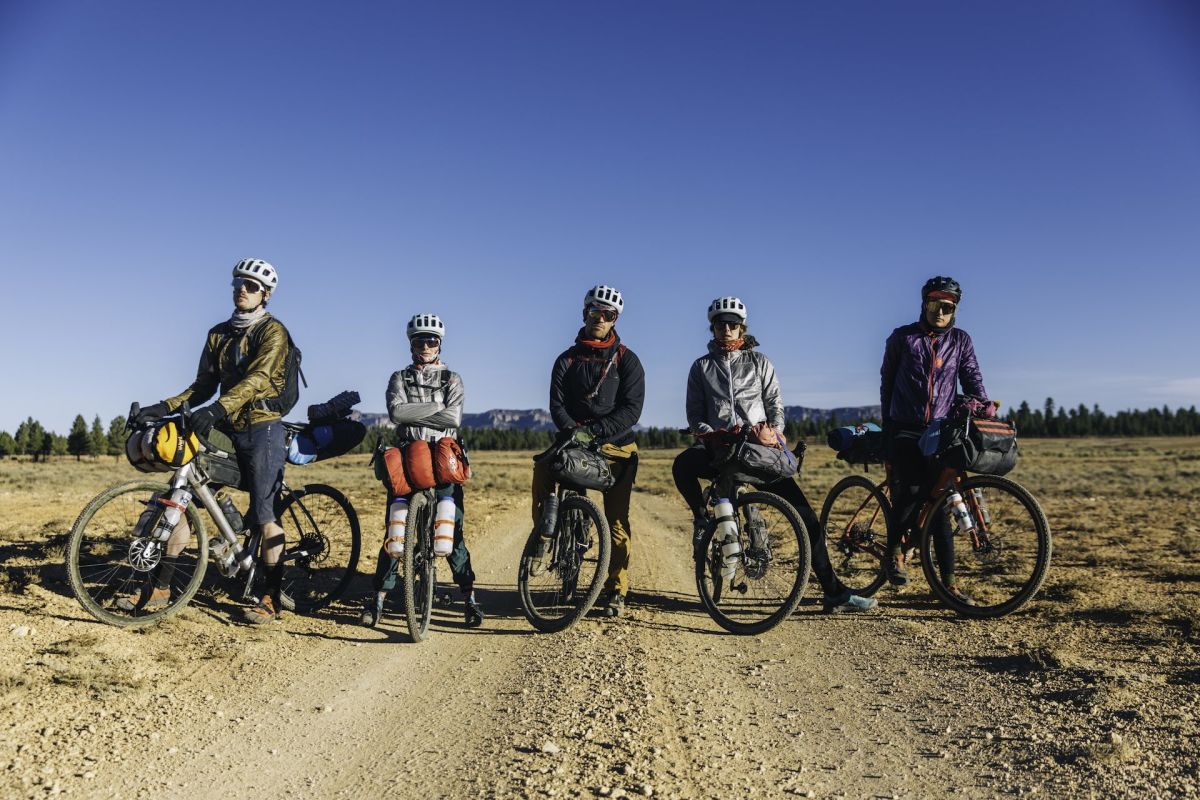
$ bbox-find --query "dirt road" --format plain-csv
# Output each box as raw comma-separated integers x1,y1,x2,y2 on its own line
3,469,1198,799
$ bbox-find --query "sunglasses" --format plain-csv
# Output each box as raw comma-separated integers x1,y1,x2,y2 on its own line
586,307,618,323
714,320,743,330
233,278,264,294
411,336,441,348
925,300,957,315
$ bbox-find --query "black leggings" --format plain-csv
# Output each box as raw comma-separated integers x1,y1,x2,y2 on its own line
886,428,956,585
672,446,847,597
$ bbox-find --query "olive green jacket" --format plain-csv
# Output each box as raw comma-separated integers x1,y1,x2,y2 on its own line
165,315,289,431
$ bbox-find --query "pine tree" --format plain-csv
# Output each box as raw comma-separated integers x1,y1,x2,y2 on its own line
107,416,127,458
0,431,14,458
89,415,107,458
68,415,91,460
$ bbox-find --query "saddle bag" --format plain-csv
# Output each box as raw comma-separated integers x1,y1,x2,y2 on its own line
287,419,367,465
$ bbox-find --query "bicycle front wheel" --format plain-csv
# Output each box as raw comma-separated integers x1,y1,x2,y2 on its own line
819,475,891,597
696,491,811,635
66,480,209,628
518,494,611,633
276,483,361,613
918,475,1052,618
403,493,436,642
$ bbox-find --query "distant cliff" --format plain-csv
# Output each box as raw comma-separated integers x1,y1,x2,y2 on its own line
354,408,556,431
356,406,880,429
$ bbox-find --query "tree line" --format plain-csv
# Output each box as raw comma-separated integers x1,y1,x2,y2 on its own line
2,399,1196,460
0,415,128,461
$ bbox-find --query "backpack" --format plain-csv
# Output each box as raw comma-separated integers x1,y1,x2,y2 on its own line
251,320,306,416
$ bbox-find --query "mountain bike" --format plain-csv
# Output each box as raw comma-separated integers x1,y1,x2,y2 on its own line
66,407,362,628
688,431,812,635
398,487,438,643
517,435,612,633
820,461,1051,618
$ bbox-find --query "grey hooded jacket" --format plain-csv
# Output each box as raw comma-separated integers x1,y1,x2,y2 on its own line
386,364,464,443
686,341,784,433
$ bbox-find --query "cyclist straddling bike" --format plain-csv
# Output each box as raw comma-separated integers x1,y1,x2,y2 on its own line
130,259,293,624
673,296,877,613
530,285,645,618
362,314,484,629
880,276,988,602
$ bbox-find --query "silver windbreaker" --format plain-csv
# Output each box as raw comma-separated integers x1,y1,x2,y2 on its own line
386,363,464,443
686,342,784,433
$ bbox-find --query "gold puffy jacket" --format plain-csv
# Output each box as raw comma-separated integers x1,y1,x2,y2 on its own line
165,315,289,431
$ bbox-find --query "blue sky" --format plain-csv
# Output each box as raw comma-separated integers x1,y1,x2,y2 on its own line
2,1,1198,433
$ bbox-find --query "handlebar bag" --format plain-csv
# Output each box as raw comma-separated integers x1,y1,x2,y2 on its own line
729,440,799,483
375,446,412,496
941,417,1019,476
433,437,471,485
402,439,437,491
549,445,615,491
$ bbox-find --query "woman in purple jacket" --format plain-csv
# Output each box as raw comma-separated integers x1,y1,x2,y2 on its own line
880,276,987,594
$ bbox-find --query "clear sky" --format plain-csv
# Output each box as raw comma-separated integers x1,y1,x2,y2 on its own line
2,1,1198,433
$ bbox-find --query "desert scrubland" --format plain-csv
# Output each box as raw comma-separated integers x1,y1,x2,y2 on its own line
1,438,1197,799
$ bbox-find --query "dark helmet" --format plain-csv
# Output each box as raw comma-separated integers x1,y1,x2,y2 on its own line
922,276,962,302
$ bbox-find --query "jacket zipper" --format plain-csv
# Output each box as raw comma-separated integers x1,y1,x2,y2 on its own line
925,333,939,423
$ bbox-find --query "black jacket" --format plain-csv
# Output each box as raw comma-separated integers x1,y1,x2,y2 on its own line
549,330,645,446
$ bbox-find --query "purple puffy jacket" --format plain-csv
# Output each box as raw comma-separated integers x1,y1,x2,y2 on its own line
880,321,987,426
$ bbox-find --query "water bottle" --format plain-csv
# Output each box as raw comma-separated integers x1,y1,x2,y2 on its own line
385,498,408,557
217,492,245,534
151,488,192,542
972,488,991,525
539,495,560,540
714,498,741,580
433,494,456,557
946,490,975,535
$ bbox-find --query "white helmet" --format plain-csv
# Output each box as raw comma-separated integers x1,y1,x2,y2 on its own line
407,313,445,340
584,285,624,315
707,296,747,323
232,258,279,291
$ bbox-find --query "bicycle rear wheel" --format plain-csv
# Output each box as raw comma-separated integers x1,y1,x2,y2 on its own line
276,483,361,613
696,491,811,635
518,494,611,633
919,475,1052,618
66,480,209,628
819,475,891,597
403,493,436,642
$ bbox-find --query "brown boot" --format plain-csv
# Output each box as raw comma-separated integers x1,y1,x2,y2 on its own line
115,586,171,612
240,595,279,625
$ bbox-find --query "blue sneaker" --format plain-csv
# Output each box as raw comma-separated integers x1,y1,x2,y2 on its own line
824,590,878,614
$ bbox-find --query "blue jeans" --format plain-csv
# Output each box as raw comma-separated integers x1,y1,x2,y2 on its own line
229,421,287,527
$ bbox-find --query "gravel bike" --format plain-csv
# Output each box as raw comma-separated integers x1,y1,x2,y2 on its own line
820,458,1051,618
517,435,612,633
66,407,362,628
688,431,812,635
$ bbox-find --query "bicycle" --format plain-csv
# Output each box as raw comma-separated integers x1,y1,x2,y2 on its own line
688,430,812,635
398,486,438,643
517,434,612,633
66,406,362,628
820,439,1051,618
